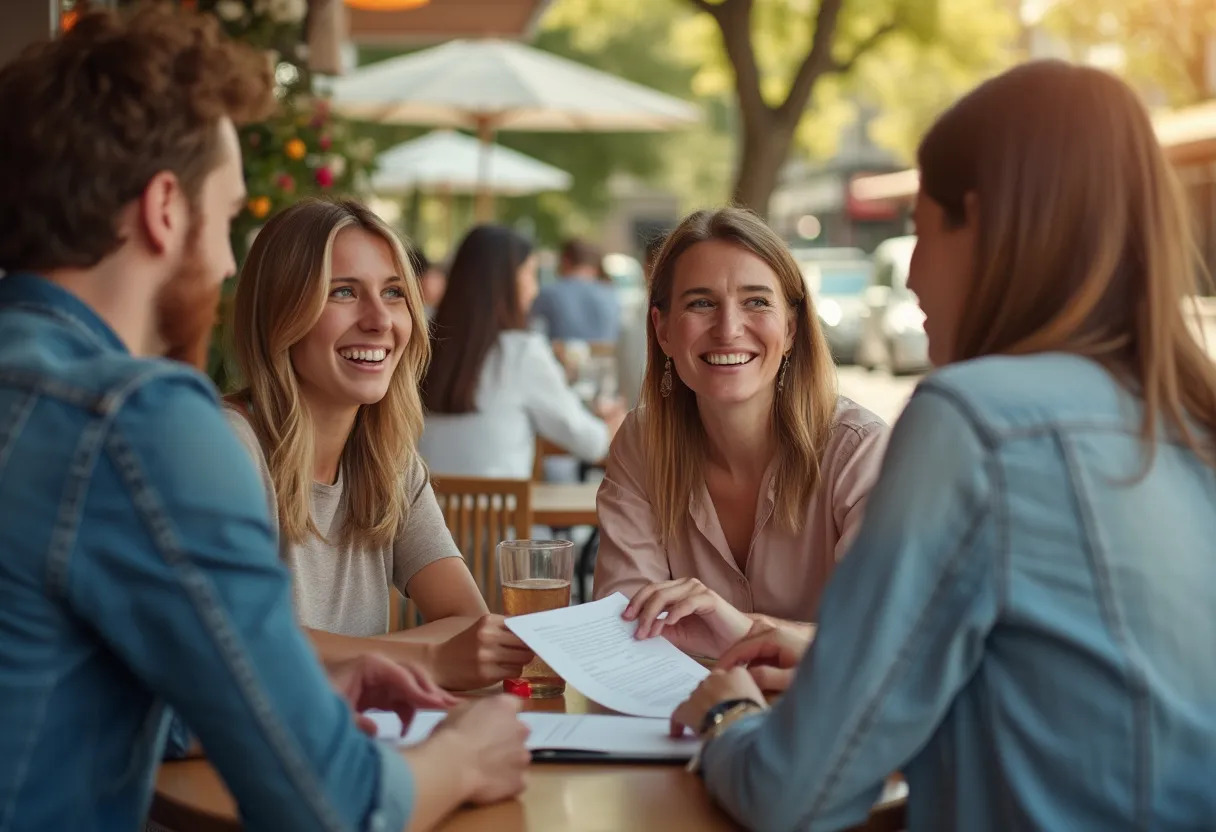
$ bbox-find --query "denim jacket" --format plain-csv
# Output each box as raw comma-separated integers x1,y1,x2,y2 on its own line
0,274,413,832
702,353,1216,831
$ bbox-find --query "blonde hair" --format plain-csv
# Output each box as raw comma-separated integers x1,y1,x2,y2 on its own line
919,60,1216,464
230,198,430,547
641,207,839,542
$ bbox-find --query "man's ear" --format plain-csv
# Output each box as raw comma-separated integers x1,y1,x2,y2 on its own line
137,171,189,257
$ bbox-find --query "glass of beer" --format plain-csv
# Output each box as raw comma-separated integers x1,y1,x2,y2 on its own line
498,539,574,698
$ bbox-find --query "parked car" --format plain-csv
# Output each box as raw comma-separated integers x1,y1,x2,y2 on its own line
856,236,930,375
800,257,874,365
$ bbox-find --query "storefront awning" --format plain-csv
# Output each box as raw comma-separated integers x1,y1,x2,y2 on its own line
851,98,1216,204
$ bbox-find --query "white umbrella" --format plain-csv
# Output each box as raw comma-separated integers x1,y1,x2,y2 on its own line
326,38,699,217
371,130,572,196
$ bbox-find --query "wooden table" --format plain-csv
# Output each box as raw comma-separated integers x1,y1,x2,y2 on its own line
530,481,599,528
151,688,906,832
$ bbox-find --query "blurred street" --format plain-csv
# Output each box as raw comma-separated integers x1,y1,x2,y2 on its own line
837,365,921,426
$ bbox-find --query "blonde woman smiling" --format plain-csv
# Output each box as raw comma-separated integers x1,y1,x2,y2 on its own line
227,198,531,690
594,207,890,659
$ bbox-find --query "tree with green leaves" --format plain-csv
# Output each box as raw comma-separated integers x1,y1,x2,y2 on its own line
532,0,1014,225
682,0,1016,215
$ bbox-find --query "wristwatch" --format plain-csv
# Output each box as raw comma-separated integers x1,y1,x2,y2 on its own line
686,698,767,775
698,697,767,740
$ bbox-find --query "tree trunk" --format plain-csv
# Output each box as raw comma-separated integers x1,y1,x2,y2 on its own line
732,112,798,217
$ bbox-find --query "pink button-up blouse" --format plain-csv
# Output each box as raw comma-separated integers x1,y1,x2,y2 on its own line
593,397,890,622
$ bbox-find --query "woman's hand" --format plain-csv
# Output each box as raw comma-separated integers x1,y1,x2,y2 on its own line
623,578,754,659
429,614,535,690
669,667,766,737
325,653,458,736
718,619,815,693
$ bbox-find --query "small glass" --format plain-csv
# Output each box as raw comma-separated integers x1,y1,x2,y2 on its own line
497,539,574,698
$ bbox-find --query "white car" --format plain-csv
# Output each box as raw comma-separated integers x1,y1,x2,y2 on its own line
856,236,931,375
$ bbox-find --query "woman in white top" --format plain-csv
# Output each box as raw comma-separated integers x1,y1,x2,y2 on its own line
420,225,623,477
228,199,532,691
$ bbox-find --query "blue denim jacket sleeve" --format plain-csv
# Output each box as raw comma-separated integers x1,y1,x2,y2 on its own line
66,372,413,832
700,387,1003,832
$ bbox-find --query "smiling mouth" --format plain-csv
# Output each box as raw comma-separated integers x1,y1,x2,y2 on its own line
337,347,391,366
700,352,756,366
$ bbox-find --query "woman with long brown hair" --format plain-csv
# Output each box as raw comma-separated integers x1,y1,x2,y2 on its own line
419,225,623,478
594,207,890,659
228,198,532,691
669,61,1216,830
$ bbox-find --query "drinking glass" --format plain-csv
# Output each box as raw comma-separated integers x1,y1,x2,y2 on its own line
497,539,574,698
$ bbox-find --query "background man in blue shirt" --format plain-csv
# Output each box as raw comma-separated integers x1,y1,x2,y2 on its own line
0,8,528,831
530,237,621,342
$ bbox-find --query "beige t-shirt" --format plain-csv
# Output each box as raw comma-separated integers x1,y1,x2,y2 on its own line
224,407,462,636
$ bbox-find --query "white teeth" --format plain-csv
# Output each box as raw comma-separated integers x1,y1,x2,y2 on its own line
704,353,753,366
339,348,387,362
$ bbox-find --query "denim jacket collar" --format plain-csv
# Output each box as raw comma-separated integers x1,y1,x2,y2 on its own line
0,272,128,354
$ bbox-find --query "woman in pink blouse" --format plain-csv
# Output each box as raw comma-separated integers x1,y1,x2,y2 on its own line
594,207,890,661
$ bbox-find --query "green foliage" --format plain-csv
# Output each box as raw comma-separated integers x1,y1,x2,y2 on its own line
673,0,1015,162
1043,0,1216,106
516,0,1016,239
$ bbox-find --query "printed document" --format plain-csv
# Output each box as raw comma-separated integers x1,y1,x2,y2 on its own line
368,709,697,760
503,592,709,718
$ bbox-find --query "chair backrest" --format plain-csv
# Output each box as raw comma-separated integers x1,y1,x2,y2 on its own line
429,475,534,613
588,340,617,359
531,436,568,481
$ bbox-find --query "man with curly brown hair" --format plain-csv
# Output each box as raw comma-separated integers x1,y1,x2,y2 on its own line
0,8,529,831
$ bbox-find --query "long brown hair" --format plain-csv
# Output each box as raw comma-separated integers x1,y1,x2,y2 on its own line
423,224,533,413
641,207,839,542
230,198,430,547
919,60,1216,463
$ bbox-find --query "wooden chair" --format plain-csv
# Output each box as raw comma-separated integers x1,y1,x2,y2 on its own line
428,475,534,614
588,340,617,359
532,436,570,481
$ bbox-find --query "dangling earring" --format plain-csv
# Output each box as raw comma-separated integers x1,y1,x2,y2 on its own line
660,356,673,398
777,354,790,392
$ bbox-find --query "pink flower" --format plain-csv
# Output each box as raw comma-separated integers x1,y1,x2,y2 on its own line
318,133,333,151
276,173,296,193
315,166,335,188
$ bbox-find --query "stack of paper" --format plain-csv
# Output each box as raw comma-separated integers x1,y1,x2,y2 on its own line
367,710,698,761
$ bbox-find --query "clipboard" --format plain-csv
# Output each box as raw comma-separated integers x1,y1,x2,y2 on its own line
531,748,692,765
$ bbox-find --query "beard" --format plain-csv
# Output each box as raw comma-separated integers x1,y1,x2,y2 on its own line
155,223,222,372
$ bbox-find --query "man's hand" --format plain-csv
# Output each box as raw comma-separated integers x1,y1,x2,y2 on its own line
325,653,458,736
669,667,766,738
718,620,815,693
432,695,532,804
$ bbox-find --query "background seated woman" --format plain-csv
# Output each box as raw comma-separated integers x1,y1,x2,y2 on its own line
228,199,531,690
594,207,889,660
670,61,1216,831
419,225,624,479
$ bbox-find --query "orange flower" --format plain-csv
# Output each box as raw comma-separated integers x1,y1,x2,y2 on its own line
248,196,272,219
285,138,307,161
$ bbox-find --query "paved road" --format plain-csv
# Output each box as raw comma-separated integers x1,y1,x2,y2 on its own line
836,365,921,426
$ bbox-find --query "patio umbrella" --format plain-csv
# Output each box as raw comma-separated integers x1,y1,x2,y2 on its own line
325,38,699,218
371,130,572,196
